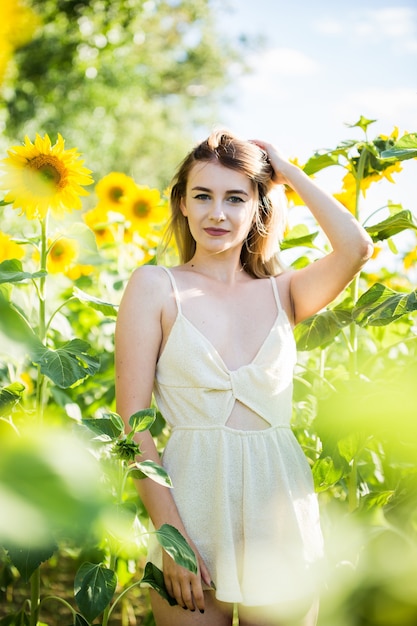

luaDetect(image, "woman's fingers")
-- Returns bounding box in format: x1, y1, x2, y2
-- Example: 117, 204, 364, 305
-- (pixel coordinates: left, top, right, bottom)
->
163, 554, 206, 611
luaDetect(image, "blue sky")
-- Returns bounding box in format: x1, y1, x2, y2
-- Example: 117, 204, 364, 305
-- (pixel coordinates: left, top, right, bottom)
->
211, 0, 416, 224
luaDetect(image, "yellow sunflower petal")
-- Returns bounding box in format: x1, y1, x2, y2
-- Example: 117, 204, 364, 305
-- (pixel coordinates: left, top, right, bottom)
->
0, 133, 93, 220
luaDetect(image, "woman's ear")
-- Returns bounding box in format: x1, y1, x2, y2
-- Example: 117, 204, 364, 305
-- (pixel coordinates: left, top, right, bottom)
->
180, 197, 188, 216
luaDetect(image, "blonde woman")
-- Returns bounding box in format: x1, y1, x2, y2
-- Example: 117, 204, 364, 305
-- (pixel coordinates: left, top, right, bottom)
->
115, 131, 373, 626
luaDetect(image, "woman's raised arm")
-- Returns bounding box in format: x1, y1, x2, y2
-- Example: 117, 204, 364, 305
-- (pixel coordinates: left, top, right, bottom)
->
253, 140, 374, 323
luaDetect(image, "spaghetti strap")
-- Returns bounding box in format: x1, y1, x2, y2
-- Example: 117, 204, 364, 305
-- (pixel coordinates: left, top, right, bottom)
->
160, 266, 182, 313
269, 276, 283, 313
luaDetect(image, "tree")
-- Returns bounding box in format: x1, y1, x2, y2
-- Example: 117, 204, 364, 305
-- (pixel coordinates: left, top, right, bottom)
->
3, 0, 246, 189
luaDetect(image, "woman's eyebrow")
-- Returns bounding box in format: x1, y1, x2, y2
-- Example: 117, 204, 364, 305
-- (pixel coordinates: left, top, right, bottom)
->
191, 186, 249, 196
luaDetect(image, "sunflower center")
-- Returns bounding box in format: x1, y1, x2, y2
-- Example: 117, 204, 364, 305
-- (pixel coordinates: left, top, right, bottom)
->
25, 155, 67, 195
109, 186, 124, 202
51, 243, 65, 259
133, 201, 151, 218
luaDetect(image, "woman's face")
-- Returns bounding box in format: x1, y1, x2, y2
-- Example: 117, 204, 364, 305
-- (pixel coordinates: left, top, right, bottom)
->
181, 160, 258, 257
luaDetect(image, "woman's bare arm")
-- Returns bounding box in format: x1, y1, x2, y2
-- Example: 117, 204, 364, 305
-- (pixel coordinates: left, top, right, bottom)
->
115, 265, 211, 610
253, 140, 374, 323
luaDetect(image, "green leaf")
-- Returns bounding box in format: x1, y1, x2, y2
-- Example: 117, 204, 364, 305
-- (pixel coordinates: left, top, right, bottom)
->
346, 115, 377, 132
381, 133, 417, 160
359, 490, 395, 512
133, 460, 173, 487
155, 524, 197, 574
353, 283, 417, 326
302, 152, 339, 176
0, 295, 41, 350
312, 457, 345, 492
0, 259, 46, 284
365, 210, 417, 242
337, 433, 362, 463
294, 306, 352, 351
81, 416, 123, 439
32, 339, 100, 388
73, 287, 118, 317
74, 562, 117, 623
280, 225, 319, 250
5, 545, 56, 583
0, 383, 25, 416
140, 562, 178, 606
129, 408, 156, 433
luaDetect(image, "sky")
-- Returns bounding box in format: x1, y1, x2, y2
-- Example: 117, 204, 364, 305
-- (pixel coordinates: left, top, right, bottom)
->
211, 0, 417, 224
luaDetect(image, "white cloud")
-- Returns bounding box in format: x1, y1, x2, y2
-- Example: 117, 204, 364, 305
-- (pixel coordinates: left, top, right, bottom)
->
313, 18, 343, 35
366, 7, 416, 39
313, 6, 417, 52
337, 86, 417, 128
245, 47, 320, 82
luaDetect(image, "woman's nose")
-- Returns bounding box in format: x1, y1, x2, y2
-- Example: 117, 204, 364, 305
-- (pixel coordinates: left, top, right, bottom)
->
209, 201, 226, 222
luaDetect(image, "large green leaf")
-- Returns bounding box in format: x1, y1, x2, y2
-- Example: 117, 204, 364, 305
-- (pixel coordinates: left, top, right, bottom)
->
353, 283, 417, 326
129, 408, 156, 433
74, 562, 117, 623
155, 524, 197, 574
73, 287, 118, 317
32, 339, 100, 388
280, 225, 319, 250
132, 460, 173, 488
294, 307, 352, 351
0, 259, 46, 284
0, 295, 41, 350
5, 544, 56, 583
381, 133, 417, 160
302, 152, 339, 176
81, 416, 123, 439
140, 562, 177, 606
365, 210, 417, 242
312, 457, 345, 493
0, 383, 25, 416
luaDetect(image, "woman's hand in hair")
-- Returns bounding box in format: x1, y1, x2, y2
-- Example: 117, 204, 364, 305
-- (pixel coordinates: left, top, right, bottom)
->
249, 139, 295, 185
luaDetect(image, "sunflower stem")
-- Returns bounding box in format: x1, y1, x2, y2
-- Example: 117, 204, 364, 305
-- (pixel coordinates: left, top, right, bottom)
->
35, 215, 49, 422
348, 149, 368, 378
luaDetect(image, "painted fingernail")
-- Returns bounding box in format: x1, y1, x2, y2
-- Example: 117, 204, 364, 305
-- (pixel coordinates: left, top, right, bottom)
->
200, 609, 205, 614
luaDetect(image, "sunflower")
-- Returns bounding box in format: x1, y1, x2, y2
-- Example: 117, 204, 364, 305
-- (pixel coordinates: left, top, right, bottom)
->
0, 0, 40, 86
0, 133, 93, 220
46, 237, 79, 274
83, 205, 116, 246
0, 231, 25, 262
95, 172, 137, 210
121, 186, 168, 236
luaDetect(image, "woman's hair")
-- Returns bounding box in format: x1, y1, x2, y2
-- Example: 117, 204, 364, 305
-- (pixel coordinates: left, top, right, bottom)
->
162, 129, 287, 278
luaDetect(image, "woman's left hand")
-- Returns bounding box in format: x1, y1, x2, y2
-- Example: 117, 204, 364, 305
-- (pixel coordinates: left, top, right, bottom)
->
250, 139, 294, 185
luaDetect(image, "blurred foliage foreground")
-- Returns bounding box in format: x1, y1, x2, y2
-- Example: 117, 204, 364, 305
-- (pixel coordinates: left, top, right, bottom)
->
0, 117, 417, 626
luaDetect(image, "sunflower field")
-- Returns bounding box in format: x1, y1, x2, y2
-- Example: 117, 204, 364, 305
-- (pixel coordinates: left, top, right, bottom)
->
1, 2, 417, 626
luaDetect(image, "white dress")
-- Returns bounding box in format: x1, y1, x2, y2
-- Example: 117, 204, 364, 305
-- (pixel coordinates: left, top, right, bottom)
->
147, 267, 323, 607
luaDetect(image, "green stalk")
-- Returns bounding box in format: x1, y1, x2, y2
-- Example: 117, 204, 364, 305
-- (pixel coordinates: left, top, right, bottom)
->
102, 460, 126, 626
35, 215, 48, 422
348, 148, 368, 378
29, 568, 41, 626
348, 457, 359, 512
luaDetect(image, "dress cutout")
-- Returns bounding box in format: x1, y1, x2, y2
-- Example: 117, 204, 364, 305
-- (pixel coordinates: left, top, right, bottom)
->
147, 266, 324, 607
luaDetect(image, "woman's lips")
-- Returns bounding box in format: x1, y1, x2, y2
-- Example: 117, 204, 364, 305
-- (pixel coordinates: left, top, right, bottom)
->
204, 228, 229, 236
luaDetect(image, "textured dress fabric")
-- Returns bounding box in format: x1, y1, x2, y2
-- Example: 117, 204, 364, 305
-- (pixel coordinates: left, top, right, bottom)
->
147, 266, 324, 607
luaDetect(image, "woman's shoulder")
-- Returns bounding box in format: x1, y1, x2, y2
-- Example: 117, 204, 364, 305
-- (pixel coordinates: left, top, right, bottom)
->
124, 264, 175, 303
273, 269, 296, 324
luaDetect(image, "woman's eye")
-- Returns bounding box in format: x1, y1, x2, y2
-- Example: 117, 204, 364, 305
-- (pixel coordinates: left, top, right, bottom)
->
228, 196, 244, 203
194, 193, 210, 200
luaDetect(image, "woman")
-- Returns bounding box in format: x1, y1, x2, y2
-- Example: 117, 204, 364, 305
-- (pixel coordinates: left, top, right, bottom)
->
115, 130, 373, 625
